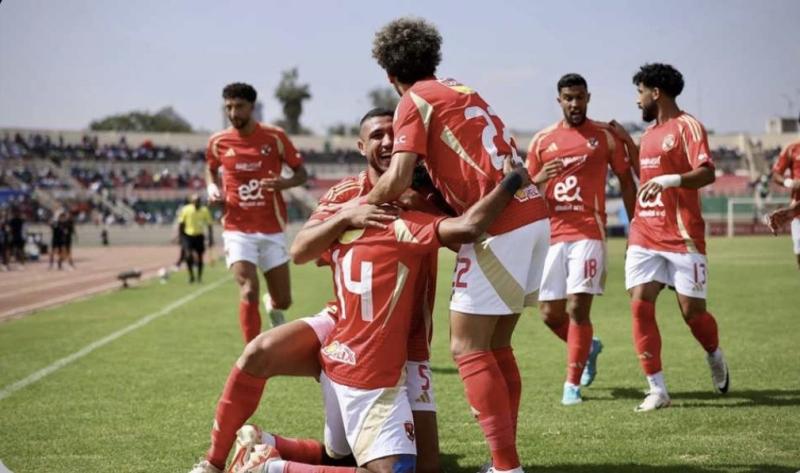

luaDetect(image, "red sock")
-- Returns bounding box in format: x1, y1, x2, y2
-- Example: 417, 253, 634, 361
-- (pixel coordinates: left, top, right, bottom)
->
274, 436, 323, 464
631, 300, 661, 375
284, 463, 357, 473
492, 347, 521, 436
206, 366, 267, 469
239, 300, 261, 343
566, 322, 593, 385
456, 351, 519, 470
685, 311, 719, 353
546, 317, 569, 342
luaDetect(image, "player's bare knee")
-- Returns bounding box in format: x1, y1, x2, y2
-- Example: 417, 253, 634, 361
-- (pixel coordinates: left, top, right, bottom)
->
239, 283, 259, 303
539, 302, 566, 326
238, 333, 277, 376
271, 293, 292, 310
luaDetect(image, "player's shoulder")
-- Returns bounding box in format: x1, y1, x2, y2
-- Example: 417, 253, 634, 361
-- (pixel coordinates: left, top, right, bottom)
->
208, 128, 233, 144
258, 122, 288, 136
321, 172, 367, 203
676, 112, 707, 140
529, 121, 561, 149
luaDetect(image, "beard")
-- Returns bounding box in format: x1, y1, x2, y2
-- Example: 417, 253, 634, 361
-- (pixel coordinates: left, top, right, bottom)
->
230, 117, 249, 129
641, 103, 657, 122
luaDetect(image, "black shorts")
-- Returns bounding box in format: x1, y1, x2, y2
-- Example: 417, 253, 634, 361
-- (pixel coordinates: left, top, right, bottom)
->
52, 238, 65, 250
182, 234, 205, 254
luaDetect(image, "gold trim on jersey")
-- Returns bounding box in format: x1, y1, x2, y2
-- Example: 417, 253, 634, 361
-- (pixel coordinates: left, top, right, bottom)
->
338, 228, 365, 244
678, 114, 702, 142
409, 91, 434, 132
440, 126, 489, 178
523, 291, 538, 308
675, 201, 698, 253
352, 386, 402, 463
384, 262, 410, 328
393, 219, 420, 244
473, 236, 524, 313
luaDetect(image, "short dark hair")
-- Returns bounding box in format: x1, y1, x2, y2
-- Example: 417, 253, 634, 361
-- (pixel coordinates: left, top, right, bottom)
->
222, 82, 257, 103
632, 63, 684, 98
557, 73, 588, 92
372, 17, 442, 84
359, 107, 394, 126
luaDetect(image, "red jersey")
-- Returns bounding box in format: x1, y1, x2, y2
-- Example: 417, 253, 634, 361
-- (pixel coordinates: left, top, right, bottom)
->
311, 172, 437, 363
629, 113, 714, 254
320, 211, 444, 389
527, 119, 630, 243
206, 123, 303, 234
392, 77, 548, 235
772, 140, 800, 218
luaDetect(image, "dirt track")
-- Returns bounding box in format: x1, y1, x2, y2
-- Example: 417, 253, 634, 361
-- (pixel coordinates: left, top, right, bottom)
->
0, 246, 180, 322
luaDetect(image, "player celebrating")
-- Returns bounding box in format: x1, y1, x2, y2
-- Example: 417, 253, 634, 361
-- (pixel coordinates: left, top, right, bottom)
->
368, 18, 549, 473
189, 109, 441, 473
238, 163, 531, 473
616, 63, 729, 412
206, 82, 309, 340
769, 129, 800, 269
527, 73, 637, 405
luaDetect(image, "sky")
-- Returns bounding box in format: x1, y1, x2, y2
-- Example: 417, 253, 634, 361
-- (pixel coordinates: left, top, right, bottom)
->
1, 0, 799, 135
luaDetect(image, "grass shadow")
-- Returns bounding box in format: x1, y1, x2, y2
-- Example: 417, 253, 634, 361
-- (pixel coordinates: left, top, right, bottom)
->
607, 387, 800, 407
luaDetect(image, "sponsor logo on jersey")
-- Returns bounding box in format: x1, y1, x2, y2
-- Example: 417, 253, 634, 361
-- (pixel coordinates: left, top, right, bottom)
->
637, 190, 665, 217
554, 175, 582, 203
640, 156, 661, 169
587, 137, 599, 150
662, 134, 676, 151
234, 161, 263, 172
321, 340, 356, 366
224, 148, 236, 157
560, 154, 587, 168
238, 179, 264, 202
404, 421, 416, 441
513, 183, 542, 203
260, 145, 272, 155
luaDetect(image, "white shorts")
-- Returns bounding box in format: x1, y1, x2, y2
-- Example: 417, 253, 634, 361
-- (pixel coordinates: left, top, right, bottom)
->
321, 372, 416, 465
792, 218, 800, 255
539, 239, 606, 301
450, 219, 550, 315
298, 307, 337, 344
222, 231, 289, 272
625, 245, 708, 299
405, 361, 436, 412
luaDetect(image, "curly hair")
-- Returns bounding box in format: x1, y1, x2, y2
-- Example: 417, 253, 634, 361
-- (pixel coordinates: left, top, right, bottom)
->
372, 17, 442, 84
222, 82, 257, 103
632, 63, 684, 98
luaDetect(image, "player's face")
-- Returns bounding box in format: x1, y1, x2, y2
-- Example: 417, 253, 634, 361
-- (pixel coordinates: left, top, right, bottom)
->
224, 98, 254, 129
637, 83, 658, 122
357, 116, 394, 174
557, 85, 589, 126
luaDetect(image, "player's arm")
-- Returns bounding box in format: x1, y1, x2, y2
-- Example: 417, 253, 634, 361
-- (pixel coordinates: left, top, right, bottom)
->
639, 165, 714, 202
436, 166, 530, 246
261, 163, 309, 191
204, 141, 223, 203
609, 120, 640, 177
771, 146, 800, 191
365, 152, 418, 205
617, 169, 637, 221
290, 205, 399, 264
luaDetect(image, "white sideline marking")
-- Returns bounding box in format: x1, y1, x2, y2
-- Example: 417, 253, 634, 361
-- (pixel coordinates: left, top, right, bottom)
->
0, 277, 230, 401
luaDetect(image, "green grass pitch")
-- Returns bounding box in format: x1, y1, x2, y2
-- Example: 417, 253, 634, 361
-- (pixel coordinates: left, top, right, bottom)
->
0, 236, 798, 472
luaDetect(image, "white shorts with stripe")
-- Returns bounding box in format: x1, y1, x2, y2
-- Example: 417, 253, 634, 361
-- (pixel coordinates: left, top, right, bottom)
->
539, 239, 606, 301
450, 219, 550, 315
625, 245, 709, 299
321, 372, 416, 465
222, 231, 288, 272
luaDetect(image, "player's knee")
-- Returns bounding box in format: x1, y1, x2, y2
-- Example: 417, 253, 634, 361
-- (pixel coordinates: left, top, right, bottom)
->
239, 283, 259, 303
238, 333, 278, 376
539, 304, 566, 327
270, 293, 292, 310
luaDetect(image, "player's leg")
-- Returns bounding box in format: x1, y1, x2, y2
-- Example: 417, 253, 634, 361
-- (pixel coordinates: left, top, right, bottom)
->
232, 260, 262, 342
259, 232, 291, 327
792, 218, 800, 270
48, 239, 55, 269
625, 245, 671, 411
537, 242, 569, 341
202, 315, 331, 471
490, 314, 521, 434
669, 252, 728, 394
195, 236, 206, 283
560, 293, 594, 404
184, 237, 196, 283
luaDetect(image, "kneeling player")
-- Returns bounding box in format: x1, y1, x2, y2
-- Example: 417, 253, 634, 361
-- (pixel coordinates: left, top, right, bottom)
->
235, 164, 530, 473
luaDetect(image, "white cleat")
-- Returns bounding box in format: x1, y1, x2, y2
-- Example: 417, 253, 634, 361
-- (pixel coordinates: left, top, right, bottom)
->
235, 444, 282, 473
262, 295, 285, 328
707, 348, 730, 394
635, 391, 671, 412
227, 424, 264, 473
188, 460, 222, 473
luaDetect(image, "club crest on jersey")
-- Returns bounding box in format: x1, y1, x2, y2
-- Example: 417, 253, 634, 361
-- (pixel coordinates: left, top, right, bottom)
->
404, 422, 416, 441
662, 134, 676, 151
321, 341, 356, 366
587, 137, 599, 150
260, 145, 272, 156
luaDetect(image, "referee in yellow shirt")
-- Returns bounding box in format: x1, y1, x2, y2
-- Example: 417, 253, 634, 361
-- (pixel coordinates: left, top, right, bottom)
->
177, 194, 214, 283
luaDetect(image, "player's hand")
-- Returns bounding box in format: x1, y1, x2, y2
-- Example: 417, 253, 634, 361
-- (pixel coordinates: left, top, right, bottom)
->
533, 160, 564, 185
206, 183, 223, 203
341, 204, 398, 230
261, 172, 291, 192
638, 180, 663, 202
764, 208, 792, 235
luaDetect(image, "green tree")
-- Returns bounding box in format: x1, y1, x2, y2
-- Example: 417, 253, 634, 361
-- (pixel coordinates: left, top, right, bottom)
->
89, 107, 192, 132
274, 68, 312, 135
368, 87, 399, 110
